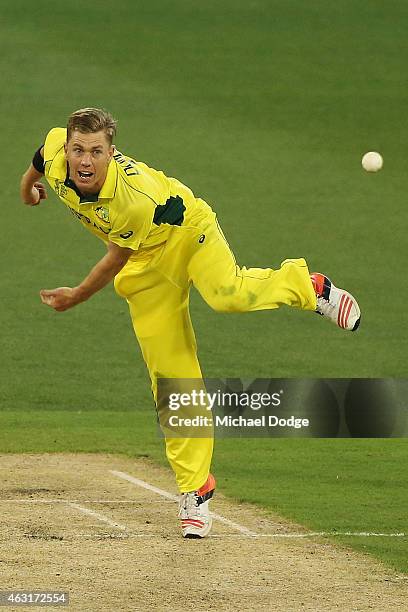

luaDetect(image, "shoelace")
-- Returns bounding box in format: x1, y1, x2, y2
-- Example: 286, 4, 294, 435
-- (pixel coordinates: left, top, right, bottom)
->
316, 295, 336, 316
178, 492, 201, 518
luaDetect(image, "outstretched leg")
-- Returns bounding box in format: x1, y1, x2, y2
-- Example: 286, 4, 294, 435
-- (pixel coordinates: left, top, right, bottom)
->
188, 218, 317, 313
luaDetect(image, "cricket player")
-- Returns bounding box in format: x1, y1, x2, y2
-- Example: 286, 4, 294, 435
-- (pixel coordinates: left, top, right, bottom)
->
20, 108, 361, 538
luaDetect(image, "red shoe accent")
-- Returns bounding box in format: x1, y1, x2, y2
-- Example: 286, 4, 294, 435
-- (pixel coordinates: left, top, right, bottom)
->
343, 297, 353, 329
196, 473, 216, 497
338, 295, 353, 329
182, 519, 205, 528
310, 273, 325, 297
337, 293, 347, 328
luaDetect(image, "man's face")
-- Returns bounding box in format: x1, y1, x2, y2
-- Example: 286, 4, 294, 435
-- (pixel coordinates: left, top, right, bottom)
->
64, 130, 114, 194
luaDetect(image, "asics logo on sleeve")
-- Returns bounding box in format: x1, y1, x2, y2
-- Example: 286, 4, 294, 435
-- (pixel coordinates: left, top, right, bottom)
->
120, 231, 134, 239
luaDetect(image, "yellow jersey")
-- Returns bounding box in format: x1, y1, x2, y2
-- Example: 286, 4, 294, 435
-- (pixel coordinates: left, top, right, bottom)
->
43, 128, 213, 259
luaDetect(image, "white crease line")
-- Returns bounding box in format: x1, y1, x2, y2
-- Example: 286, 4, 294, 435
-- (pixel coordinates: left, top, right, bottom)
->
110, 472, 177, 502
34, 532, 407, 539
66, 502, 128, 531
209, 512, 258, 537
110, 470, 258, 538
3, 497, 404, 539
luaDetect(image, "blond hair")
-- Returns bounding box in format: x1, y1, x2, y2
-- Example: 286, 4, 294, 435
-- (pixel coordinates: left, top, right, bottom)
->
67, 108, 117, 144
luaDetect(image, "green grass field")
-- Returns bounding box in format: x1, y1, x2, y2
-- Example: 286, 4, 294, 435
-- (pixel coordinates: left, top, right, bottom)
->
1, 0, 407, 574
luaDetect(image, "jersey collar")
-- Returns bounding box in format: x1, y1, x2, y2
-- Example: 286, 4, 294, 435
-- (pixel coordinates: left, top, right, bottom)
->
98, 158, 117, 199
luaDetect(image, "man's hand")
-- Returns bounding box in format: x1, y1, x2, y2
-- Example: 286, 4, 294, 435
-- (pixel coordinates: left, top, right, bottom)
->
29, 182, 48, 206
40, 242, 134, 312
40, 287, 82, 312
20, 163, 47, 205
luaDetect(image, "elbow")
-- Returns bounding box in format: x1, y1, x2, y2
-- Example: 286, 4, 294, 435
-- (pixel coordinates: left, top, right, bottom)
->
115, 255, 132, 273
107, 253, 132, 277
107, 243, 133, 268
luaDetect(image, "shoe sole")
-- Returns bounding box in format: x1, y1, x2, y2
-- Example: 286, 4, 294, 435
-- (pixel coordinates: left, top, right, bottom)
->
352, 315, 361, 331
182, 517, 213, 539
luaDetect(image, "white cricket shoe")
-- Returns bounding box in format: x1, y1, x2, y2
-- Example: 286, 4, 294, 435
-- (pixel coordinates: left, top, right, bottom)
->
311, 273, 361, 331
179, 473, 216, 539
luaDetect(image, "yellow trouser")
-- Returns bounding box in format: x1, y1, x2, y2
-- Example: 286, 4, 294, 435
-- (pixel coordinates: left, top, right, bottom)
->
114, 208, 317, 493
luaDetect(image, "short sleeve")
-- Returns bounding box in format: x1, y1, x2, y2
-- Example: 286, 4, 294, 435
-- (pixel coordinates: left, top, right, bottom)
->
44, 128, 66, 162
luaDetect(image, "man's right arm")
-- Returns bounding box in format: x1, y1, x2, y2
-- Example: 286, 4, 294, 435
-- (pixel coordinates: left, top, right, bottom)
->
20, 146, 48, 206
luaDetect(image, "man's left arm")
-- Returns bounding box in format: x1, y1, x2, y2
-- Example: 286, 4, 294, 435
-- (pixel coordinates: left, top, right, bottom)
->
40, 241, 133, 312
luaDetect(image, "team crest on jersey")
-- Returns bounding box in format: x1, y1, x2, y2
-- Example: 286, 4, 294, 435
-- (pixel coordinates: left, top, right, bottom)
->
54, 179, 68, 198
95, 205, 110, 223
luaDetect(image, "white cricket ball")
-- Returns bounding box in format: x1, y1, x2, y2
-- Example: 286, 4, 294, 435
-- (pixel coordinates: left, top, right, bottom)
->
362, 151, 383, 172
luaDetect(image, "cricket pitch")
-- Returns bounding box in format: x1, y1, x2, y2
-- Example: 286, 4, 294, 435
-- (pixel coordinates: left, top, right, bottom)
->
0, 454, 407, 611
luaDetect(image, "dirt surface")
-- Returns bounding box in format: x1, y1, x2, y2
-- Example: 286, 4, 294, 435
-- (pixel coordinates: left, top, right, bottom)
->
0, 453, 407, 611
